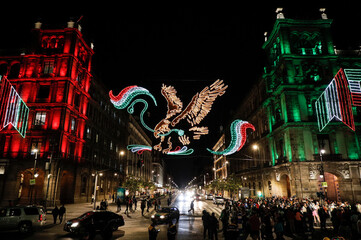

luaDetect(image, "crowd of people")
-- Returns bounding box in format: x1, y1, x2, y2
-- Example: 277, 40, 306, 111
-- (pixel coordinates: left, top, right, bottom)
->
201, 196, 361, 240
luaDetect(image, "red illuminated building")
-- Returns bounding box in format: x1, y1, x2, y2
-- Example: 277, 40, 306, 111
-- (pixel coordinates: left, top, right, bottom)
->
0, 20, 93, 205
0, 20, 156, 206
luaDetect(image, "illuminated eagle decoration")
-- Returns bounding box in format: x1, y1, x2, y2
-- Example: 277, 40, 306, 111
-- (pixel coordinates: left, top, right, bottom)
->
153, 80, 227, 154
109, 80, 227, 155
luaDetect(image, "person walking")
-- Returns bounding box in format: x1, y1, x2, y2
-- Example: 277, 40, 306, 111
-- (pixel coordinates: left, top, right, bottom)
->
129, 198, 133, 212
116, 197, 121, 212
209, 212, 219, 240
202, 210, 211, 239
167, 221, 177, 240
147, 198, 152, 212
124, 197, 129, 215
148, 222, 159, 240
133, 196, 137, 211
52, 205, 59, 224
188, 200, 195, 214
59, 204, 66, 223
141, 199, 146, 216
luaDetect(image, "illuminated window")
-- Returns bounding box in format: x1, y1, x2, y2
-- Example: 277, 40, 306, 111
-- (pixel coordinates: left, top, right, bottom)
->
43, 61, 54, 75
34, 112, 46, 125
70, 118, 76, 131
86, 127, 91, 139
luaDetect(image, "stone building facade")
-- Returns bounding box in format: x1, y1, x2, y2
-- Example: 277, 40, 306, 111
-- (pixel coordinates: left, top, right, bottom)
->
220, 11, 361, 202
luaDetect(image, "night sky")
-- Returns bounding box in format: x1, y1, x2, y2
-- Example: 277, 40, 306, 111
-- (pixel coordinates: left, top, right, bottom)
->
1, 3, 361, 187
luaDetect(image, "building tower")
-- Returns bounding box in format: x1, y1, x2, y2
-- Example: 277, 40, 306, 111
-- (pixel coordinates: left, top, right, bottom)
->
0, 20, 93, 205
228, 9, 361, 201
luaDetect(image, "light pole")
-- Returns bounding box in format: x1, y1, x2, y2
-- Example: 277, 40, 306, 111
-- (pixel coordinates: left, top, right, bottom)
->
30, 148, 38, 204
93, 171, 98, 210
253, 144, 265, 198
319, 149, 327, 200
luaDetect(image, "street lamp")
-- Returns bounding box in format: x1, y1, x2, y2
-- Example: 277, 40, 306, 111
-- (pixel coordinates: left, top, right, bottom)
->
319, 149, 327, 200
252, 144, 265, 198
30, 148, 38, 204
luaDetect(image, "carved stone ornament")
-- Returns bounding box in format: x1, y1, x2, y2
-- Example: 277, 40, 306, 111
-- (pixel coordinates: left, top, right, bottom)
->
337, 163, 350, 179
275, 172, 281, 182
308, 164, 318, 180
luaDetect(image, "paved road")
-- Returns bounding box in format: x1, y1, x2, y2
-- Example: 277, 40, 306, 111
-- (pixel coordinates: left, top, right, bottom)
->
0, 193, 335, 239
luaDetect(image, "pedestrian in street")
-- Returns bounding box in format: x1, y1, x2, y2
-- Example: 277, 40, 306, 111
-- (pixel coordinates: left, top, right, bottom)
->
133, 196, 137, 211
147, 198, 151, 212
52, 205, 59, 224
116, 197, 121, 212
158, 198, 161, 209
129, 198, 133, 212
220, 208, 229, 235
224, 218, 238, 240
59, 204, 66, 223
154, 199, 159, 211
202, 210, 211, 239
141, 199, 146, 216
105, 199, 108, 210
148, 222, 159, 240
209, 212, 219, 240
167, 197, 171, 206
188, 199, 195, 214
124, 197, 129, 215
167, 221, 177, 240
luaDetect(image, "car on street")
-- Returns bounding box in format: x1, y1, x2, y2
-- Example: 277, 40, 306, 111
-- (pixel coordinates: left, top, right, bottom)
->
205, 194, 213, 200
0, 205, 46, 234
151, 207, 179, 224
63, 210, 124, 239
194, 194, 202, 201
213, 196, 225, 205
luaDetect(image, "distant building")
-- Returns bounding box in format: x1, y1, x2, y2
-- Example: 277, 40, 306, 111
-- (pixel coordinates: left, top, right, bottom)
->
214, 10, 361, 202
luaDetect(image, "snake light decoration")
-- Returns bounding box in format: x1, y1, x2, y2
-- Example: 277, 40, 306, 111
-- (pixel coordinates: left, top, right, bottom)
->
109, 80, 254, 156
207, 120, 255, 155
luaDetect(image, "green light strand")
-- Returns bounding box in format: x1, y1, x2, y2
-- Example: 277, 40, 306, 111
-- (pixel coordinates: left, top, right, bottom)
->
127, 99, 155, 133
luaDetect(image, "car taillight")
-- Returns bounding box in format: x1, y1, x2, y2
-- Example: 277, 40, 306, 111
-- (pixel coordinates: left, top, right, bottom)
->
38, 214, 43, 222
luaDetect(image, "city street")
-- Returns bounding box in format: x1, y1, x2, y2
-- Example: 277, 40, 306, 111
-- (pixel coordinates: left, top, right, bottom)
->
0, 193, 334, 239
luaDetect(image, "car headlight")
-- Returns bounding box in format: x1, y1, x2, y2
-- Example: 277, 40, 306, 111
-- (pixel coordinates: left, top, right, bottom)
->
151, 215, 155, 218
160, 215, 165, 219
70, 222, 79, 228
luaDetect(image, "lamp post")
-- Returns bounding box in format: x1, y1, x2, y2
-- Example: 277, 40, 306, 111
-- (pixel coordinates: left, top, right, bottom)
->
30, 148, 38, 204
93, 171, 98, 210
253, 144, 265, 198
319, 149, 327, 200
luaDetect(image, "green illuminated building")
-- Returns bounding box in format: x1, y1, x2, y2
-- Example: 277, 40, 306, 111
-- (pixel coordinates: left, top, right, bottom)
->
222, 9, 361, 201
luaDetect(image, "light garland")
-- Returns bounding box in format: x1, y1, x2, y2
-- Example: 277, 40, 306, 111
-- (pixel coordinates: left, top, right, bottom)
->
166, 146, 194, 155
0, 76, 29, 138
109, 86, 157, 132
127, 144, 152, 154
207, 120, 255, 156
110, 80, 227, 155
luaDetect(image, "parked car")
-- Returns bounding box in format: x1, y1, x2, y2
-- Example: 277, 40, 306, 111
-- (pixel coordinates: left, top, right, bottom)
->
205, 194, 213, 200
151, 207, 179, 224
63, 210, 124, 239
213, 196, 225, 205
0, 205, 46, 234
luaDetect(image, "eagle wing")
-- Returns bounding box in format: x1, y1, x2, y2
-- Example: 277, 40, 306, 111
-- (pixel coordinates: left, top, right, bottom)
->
171, 79, 227, 127
161, 84, 183, 119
